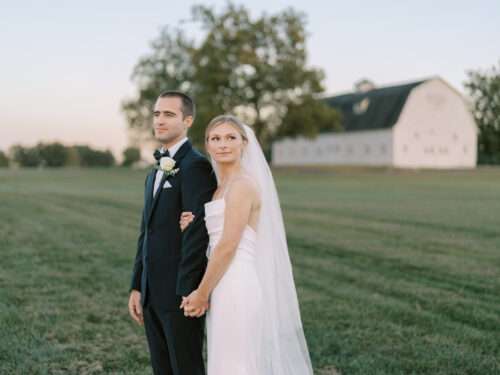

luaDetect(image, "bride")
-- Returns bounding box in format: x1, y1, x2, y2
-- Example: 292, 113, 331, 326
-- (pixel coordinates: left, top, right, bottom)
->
179, 115, 313, 374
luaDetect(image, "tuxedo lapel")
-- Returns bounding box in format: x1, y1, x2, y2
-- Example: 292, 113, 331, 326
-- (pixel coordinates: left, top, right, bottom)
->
147, 140, 193, 223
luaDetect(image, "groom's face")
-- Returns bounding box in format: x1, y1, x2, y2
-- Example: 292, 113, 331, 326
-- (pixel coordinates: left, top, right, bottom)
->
153, 97, 192, 146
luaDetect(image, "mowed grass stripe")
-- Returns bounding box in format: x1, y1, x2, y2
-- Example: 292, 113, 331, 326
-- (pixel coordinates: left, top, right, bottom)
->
289, 234, 500, 309
294, 252, 500, 334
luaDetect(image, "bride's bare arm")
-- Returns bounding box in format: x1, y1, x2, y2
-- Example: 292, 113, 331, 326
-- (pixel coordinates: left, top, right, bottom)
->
199, 178, 254, 294
182, 178, 254, 314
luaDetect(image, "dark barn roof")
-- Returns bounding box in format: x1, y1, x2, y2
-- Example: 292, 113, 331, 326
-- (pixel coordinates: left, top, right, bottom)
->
323, 79, 427, 132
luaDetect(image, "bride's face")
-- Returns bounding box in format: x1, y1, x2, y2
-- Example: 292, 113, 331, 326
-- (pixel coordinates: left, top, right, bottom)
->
206, 123, 246, 164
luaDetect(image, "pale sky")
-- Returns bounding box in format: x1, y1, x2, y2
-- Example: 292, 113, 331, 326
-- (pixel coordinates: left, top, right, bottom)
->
1, 0, 499, 157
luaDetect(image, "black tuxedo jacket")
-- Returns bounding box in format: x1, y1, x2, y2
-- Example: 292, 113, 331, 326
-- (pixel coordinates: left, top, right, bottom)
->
130, 140, 217, 310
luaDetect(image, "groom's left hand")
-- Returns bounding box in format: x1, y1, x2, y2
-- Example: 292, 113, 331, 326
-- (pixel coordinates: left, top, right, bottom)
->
180, 290, 209, 318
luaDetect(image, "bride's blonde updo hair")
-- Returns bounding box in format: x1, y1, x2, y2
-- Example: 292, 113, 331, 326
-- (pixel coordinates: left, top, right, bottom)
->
205, 114, 248, 144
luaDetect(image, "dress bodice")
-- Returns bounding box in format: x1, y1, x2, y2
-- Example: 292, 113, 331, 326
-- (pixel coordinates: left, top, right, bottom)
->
204, 198, 257, 261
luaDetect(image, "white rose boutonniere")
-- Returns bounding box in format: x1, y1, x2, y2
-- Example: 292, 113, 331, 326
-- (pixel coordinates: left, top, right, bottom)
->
158, 156, 180, 177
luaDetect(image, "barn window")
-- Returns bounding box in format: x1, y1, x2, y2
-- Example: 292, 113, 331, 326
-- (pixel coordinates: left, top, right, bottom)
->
380, 144, 387, 154
364, 145, 371, 154
347, 145, 353, 154
353, 98, 370, 115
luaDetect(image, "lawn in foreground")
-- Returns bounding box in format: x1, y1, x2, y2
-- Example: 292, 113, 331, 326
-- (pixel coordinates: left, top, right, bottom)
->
0, 167, 499, 374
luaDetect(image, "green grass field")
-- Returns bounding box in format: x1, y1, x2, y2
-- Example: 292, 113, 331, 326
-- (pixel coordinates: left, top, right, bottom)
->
1, 167, 499, 374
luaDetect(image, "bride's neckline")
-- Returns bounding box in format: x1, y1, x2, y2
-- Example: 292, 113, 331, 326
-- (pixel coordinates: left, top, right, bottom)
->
206, 197, 224, 204
205, 198, 257, 235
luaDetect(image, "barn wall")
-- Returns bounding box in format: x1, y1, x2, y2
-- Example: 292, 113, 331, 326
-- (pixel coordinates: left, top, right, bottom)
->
272, 129, 393, 166
393, 79, 477, 168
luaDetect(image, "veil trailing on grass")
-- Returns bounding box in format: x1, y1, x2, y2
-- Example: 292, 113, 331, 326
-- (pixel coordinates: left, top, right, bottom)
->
211, 123, 313, 374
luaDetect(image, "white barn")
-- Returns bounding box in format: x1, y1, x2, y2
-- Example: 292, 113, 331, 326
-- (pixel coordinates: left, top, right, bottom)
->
272, 77, 477, 169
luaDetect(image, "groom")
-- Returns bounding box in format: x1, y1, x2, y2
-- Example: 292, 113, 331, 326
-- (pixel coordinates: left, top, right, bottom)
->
128, 91, 217, 375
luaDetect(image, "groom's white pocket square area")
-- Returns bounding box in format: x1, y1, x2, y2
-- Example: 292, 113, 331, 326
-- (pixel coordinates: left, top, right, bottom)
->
163, 181, 172, 189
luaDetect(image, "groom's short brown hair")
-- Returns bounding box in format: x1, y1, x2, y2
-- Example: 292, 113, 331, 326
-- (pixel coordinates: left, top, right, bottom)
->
158, 90, 196, 120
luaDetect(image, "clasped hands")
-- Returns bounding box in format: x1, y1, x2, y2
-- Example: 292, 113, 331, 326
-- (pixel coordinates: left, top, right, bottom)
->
180, 289, 209, 318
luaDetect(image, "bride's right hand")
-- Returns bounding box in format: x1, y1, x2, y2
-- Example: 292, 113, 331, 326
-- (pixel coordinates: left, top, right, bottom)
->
179, 211, 195, 231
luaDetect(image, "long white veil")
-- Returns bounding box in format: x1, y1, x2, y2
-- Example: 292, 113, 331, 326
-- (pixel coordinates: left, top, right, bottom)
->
211, 124, 313, 374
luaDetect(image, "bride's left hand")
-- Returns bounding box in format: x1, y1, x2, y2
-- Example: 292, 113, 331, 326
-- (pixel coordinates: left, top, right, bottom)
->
179, 211, 195, 232
180, 290, 209, 318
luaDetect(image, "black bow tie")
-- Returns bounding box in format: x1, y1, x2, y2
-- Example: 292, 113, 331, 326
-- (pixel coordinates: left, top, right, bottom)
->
153, 149, 170, 161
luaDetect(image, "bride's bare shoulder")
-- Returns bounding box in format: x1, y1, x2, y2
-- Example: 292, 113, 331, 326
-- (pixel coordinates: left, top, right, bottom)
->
228, 174, 260, 202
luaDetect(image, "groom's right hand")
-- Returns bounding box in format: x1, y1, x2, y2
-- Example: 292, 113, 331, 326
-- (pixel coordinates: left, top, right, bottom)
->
128, 290, 144, 325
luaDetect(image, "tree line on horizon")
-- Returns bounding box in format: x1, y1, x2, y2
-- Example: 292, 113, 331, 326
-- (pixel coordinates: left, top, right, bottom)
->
0, 143, 141, 168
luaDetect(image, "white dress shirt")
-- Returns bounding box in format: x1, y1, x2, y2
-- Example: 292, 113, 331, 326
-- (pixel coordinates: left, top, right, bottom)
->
153, 137, 188, 197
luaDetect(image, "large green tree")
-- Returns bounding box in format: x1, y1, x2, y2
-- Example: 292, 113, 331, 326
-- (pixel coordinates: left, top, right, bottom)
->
465, 61, 500, 164
122, 3, 341, 154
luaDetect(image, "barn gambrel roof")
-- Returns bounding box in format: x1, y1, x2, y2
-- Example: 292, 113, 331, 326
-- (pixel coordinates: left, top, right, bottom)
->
323, 79, 428, 132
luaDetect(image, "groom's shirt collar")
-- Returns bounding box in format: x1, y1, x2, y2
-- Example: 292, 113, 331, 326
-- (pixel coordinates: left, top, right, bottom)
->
160, 136, 188, 158
153, 137, 188, 197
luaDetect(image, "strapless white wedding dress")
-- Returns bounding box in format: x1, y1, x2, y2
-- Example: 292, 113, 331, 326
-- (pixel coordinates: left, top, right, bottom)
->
204, 197, 265, 374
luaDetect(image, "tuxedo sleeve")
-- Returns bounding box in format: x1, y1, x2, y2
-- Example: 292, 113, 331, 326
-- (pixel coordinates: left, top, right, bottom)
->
130, 176, 148, 292
176, 158, 217, 296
